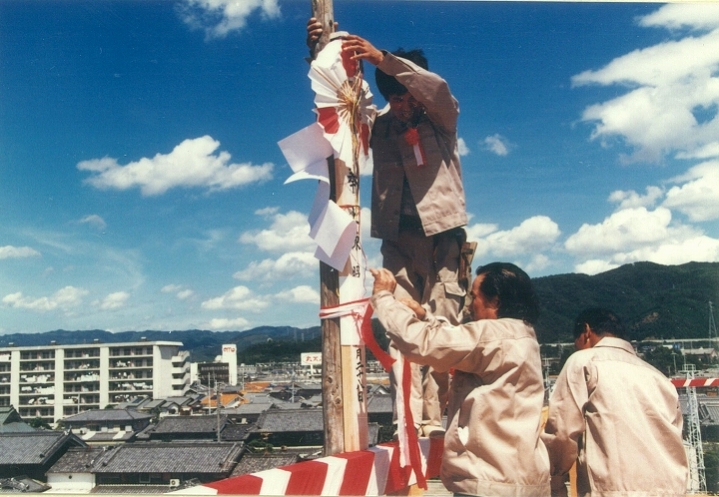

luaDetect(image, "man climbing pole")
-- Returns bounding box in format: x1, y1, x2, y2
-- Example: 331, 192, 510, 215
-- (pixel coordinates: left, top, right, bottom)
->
308, 19, 475, 437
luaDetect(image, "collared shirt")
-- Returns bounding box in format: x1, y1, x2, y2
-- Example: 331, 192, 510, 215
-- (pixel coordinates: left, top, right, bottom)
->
370, 53, 467, 241
371, 290, 550, 497
543, 337, 688, 496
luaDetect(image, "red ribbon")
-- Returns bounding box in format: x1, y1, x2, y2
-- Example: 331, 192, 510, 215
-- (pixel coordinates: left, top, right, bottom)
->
404, 128, 427, 166
360, 305, 395, 372
403, 358, 427, 490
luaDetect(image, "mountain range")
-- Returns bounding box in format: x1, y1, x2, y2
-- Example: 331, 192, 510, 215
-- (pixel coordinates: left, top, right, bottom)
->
0, 262, 716, 358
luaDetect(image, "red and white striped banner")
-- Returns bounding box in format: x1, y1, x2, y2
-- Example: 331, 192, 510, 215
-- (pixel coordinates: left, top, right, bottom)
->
170, 437, 443, 496
671, 377, 719, 388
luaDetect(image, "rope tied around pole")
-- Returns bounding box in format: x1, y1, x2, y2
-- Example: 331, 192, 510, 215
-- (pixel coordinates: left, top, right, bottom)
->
318, 299, 427, 489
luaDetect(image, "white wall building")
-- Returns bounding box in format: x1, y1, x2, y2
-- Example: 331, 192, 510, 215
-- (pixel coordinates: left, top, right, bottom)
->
221, 344, 237, 386
0, 340, 190, 425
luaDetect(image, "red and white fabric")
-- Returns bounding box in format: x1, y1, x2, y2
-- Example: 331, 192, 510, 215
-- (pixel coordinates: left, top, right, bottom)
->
169, 437, 443, 496
671, 377, 719, 388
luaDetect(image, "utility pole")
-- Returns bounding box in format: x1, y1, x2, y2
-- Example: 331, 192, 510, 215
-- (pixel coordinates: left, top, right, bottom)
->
216, 377, 222, 443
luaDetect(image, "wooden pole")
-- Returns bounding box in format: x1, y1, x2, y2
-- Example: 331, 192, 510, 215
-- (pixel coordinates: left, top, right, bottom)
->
310, 0, 344, 457
310, 0, 369, 456
310, 0, 335, 59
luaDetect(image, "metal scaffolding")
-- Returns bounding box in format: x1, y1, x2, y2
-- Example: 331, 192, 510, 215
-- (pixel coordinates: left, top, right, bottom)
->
682, 363, 707, 493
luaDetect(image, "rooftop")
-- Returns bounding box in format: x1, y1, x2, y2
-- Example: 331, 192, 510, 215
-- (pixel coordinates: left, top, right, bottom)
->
0, 431, 85, 466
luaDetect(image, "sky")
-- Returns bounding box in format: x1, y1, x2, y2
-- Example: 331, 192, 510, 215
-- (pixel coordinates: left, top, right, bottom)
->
1, 1, 719, 334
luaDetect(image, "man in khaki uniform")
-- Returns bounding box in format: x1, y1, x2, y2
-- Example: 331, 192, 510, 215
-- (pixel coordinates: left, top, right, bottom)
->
543, 308, 688, 496
371, 262, 550, 496
308, 20, 471, 434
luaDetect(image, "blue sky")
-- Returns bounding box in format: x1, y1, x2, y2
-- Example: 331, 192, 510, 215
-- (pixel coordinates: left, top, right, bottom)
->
1, 1, 718, 334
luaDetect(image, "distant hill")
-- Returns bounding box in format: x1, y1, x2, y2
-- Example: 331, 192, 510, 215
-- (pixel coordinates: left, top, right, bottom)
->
533, 261, 719, 343
1, 262, 716, 358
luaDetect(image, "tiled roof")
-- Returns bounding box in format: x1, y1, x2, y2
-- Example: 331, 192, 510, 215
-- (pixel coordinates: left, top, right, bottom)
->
164, 397, 196, 406
219, 424, 252, 442
0, 431, 85, 465
0, 476, 51, 492
47, 447, 109, 473
230, 453, 299, 476
0, 406, 23, 425
0, 422, 36, 433
242, 393, 275, 404
149, 415, 227, 434
63, 409, 152, 423
223, 403, 271, 415
0, 406, 34, 433
142, 399, 166, 409
83, 431, 135, 442
367, 394, 393, 414
92, 442, 242, 474
255, 409, 323, 433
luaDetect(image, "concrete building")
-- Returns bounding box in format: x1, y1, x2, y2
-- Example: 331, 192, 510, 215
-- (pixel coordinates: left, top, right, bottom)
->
0, 340, 190, 425
191, 343, 238, 387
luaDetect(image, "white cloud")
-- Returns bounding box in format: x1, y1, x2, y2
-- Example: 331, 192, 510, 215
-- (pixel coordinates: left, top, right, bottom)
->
565, 207, 675, 255
457, 137, 470, 156
566, 206, 719, 274
676, 141, 719, 160
239, 210, 314, 253
161, 284, 194, 300
575, 259, 619, 276
608, 186, 664, 210
639, 3, 719, 31
483, 134, 510, 156
275, 285, 320, 305
177, 289, 194, 300
525, 254, 551, 274
255, 206, 279, 217
201, 286, 269, 312
572, 6, 719, 163
0, 246, 40, 260
205, 317, 250, 331
79, 214, 107, 230
469, 216, 561, 259
465, 223, 499, 240
575, 235, 719, 275
2, 286, 88, 312
178, 0, 280, 40
663, 160, 719, 221
78, 136, 273, 196
96, 291, 130, 310
233, 251, 316, 282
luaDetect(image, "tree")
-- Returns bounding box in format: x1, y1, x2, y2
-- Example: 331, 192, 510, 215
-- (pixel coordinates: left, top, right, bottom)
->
642, 345, 677, 377
28, 416, 51, 430
703, 443, 719, 494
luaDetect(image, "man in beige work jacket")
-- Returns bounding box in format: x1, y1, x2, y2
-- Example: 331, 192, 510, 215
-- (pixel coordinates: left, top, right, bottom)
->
371, 262, 550, 496
543, 308, 688, 496
309, 19, 470, 435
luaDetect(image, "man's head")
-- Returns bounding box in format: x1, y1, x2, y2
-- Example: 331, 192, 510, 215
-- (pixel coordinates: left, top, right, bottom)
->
470, 262, 539, 324
376, 48, 428, 124
573, 308, 626, 350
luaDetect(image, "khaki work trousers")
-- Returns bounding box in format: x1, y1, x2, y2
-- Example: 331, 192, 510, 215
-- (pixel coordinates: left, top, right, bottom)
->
382, 228, 466, 433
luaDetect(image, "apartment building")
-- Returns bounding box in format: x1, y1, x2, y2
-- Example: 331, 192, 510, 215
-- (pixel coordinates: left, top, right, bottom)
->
0, 340, 190, 425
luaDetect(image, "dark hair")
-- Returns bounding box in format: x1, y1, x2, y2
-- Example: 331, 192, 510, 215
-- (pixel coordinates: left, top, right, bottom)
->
573, 308, 627, 340
375, 48, 428, 101
475, 262, 539, 324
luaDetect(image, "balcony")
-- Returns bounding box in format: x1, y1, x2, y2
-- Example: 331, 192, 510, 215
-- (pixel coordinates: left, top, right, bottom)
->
20, 374, 55, 384
64, 373, 100, 383
109, 381, 153, 392
64, 360, 100, 371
